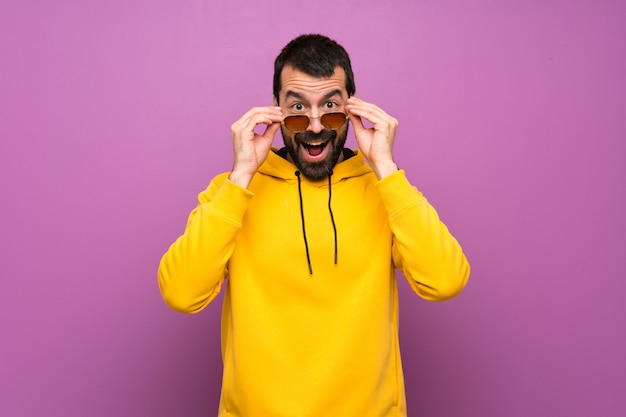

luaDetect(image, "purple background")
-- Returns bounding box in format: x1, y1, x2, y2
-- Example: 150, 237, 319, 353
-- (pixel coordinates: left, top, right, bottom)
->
1, 0, 625, 416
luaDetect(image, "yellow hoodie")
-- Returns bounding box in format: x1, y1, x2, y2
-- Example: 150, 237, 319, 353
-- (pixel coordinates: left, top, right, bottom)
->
158, 149, 470, 417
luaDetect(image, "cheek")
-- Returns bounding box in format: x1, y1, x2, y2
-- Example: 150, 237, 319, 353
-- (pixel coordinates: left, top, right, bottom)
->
335, 125, 348, 142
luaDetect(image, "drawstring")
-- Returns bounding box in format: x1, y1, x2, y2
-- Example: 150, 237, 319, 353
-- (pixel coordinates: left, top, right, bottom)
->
328, 171, 338, 265
295, 171, 339, 275
295, 171, 313, 275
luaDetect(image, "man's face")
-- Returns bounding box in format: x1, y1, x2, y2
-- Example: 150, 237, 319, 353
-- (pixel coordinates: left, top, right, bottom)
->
276, 65, 349, 181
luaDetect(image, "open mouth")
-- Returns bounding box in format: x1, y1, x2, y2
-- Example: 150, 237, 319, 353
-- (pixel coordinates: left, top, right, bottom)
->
302, 139, 330, 157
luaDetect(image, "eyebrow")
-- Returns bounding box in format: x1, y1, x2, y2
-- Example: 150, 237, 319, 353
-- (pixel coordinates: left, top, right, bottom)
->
323, 89, 343, 100
284, 90, 305, 101
284, 89, 344, 102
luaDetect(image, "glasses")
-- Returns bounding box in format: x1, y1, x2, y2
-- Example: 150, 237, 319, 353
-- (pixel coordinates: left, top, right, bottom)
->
282, 112, 348, 132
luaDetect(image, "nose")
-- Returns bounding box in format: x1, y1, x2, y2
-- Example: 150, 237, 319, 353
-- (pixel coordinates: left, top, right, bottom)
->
306, 114, 324, 133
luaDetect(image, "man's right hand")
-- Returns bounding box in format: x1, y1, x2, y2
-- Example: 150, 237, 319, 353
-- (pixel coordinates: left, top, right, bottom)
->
228, 106, 284, 188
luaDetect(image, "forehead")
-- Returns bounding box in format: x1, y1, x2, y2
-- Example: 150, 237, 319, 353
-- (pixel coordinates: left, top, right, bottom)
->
279, 65, 347, 101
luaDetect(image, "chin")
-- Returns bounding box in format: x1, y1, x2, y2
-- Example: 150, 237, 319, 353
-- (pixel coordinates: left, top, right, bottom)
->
281, 126, 348, 180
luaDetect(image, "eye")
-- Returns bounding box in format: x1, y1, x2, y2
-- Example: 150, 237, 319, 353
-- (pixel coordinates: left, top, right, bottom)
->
291, 103, 304, 112
324, 101, 338, 110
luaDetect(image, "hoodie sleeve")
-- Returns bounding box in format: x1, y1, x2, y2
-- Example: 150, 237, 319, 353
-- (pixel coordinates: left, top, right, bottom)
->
158, 174, 254, 313
375, 170, 470, 301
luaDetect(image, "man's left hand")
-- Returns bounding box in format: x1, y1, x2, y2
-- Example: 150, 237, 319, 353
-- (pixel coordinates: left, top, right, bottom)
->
346, 97, 399, 179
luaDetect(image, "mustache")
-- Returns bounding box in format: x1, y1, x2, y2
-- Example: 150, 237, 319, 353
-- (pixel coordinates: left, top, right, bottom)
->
295, 129, 336, 144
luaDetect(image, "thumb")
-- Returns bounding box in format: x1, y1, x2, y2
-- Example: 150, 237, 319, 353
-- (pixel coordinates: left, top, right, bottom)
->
349, 113, 366, 134
263, 121, 282, 140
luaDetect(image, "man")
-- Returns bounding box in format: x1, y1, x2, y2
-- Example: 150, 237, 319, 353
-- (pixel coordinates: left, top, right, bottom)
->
159, 34, 470, 417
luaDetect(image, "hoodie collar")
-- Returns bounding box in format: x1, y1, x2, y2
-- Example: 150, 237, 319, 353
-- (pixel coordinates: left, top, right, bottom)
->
259, 147, 373, 184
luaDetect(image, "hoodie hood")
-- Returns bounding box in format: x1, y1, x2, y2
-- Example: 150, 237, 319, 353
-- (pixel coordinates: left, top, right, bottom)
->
258, 147, 373, 185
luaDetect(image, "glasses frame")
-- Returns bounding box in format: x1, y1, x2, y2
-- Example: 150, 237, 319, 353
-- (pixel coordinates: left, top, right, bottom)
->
282, 112, 349, 132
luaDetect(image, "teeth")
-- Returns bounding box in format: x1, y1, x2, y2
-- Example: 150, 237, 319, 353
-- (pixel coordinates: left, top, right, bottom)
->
304, 139, 327, 146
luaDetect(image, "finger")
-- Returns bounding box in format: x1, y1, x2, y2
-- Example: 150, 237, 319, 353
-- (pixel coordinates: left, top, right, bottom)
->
248, 107, 283, 127
241, 106, 282, 119
347, 112, 366, 133
349, 110, 397, 136
347, 96, 392, 116
232, 108, 283, 138
347, 102, 392, 124
262, 121, 282, 140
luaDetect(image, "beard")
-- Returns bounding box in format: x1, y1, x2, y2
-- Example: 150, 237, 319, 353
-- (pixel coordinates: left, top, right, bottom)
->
280, 125, 349, 181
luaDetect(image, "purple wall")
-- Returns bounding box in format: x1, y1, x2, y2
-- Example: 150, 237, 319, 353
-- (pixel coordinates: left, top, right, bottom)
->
1, 1, 624, 416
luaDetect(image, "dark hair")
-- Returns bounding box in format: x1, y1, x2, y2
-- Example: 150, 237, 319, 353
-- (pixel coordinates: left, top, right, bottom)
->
273, 34, 356, 103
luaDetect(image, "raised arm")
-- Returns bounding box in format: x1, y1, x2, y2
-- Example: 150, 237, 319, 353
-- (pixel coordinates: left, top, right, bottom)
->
378, 172, 470, 301
158, 176, 253, 313
347, 97, 469, 300
158, 106, 284, 313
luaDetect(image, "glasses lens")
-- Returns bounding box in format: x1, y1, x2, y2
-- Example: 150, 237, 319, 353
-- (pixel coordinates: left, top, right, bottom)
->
283, 113, 347, 132
321, 113, 347, 129
283, 115, 309, 132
